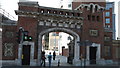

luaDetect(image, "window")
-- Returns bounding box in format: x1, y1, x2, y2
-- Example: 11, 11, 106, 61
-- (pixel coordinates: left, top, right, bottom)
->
77, 13, 80, 17
59, 11, 63, 15
41, 9, 44, 13
53, 11, 57, 14
95, 5, 98, 12
92, 16, 95, 21
97, 16, 100, 21
68, 4, 71, 8
105, 25, 110, 28
47, 10, 50, 14
106, 4, 113, 10
90, 5, 93, 12
105, 18, 110, 23
72, 13, 74, 16
85, 6, 88, 9
104, 37, 110, 41
89, 30, 98, 36
105, 12, 110, 17
65, 12, 69, 15
88, 15, 91, 20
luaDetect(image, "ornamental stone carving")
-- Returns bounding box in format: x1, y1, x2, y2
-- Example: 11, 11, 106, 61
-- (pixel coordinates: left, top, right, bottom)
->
4, 43, 14, 57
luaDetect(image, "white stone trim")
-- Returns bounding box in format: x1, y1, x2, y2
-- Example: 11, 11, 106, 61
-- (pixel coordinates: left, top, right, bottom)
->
70, 24, 75, 28
76, 25, 81, 29
46, 22, 51, 26
58, 23, 63, 27
75, 3, 105, 13
86, 43, 101, 65
64, 23, 69, 27
39, 21, 44, 25
52, 23, 57, 26
17, 41, 35, 66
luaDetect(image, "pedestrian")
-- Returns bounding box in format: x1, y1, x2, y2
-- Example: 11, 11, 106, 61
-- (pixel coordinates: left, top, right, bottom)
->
41, 51, 46, 67
53, 51, 56, 60
48, 52, 52, 67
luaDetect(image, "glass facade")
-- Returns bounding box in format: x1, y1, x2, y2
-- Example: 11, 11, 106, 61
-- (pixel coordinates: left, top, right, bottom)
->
106, 3, 113, 10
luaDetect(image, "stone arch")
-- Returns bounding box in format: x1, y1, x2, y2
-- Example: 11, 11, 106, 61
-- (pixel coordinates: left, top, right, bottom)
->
38, 27, 80, 66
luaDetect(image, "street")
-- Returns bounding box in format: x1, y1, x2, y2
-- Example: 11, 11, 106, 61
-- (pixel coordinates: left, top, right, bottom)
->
1, 55, 120, 68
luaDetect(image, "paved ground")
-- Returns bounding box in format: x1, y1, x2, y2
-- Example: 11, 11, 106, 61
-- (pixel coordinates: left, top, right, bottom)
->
2, 66, 120, 68
45, 55, 72, 66
1, 55, 120, 68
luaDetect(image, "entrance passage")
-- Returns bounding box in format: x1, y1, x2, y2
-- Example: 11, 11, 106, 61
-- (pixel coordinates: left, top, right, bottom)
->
89, 47, 97, 64
22, 45, 31, 65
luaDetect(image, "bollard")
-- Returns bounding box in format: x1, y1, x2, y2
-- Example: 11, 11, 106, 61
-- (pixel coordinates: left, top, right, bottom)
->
58, 59, 60, 67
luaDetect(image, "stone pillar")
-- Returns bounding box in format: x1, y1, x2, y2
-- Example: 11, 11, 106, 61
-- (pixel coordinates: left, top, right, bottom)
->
73, 38, 80, 66
96, 44, 100, 60
86, 46, 90, 65
30, 42, 35, 66
37, 35, 42, 66
17, 44, 23, 65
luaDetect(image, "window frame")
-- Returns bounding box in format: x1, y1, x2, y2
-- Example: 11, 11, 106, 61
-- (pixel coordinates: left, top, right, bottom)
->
105, 18, 110, 23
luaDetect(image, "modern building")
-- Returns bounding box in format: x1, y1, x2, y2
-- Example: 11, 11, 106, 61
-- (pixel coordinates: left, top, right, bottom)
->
104, 2, 116, 40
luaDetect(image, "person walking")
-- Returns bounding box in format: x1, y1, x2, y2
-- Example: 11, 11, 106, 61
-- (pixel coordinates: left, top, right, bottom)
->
41, 51, 46, 67
53, 51, 56, 60
48, 52, 52, 67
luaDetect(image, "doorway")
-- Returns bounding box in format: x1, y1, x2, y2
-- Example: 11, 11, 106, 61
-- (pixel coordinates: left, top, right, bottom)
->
89, 47, 97, 64
22, 45, 31, 65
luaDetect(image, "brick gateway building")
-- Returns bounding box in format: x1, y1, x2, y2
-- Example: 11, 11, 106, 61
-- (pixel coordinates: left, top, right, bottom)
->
2, 0, 117, 66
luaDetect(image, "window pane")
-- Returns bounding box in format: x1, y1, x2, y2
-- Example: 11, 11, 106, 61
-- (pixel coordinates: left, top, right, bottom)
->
105, 12, 110, 17
105, 18, 110, 23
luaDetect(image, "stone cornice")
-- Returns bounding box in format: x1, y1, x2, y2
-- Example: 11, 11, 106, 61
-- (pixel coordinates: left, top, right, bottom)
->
15, 10, 83, 20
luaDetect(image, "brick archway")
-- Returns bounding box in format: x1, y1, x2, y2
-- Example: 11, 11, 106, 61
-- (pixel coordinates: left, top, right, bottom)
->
38, 27, 80, 66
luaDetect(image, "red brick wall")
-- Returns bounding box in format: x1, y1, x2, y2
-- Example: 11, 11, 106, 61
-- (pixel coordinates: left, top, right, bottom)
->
17, 3, 39, 58
2, 25, 17, 60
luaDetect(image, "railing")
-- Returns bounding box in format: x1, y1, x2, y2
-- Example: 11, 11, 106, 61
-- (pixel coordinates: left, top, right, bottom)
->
0, 8, 15, 20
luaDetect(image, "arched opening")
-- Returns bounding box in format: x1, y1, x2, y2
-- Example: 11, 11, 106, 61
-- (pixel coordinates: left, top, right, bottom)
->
38, 28, 80, 66
90, 4, 93, 13
95, 5, 98, 12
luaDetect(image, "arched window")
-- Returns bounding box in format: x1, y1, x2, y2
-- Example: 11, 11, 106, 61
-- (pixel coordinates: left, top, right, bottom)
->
95, 5, 98, 12
85, 6, 88, 9
41, 9, 44, 13
90, 5, 93, 12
